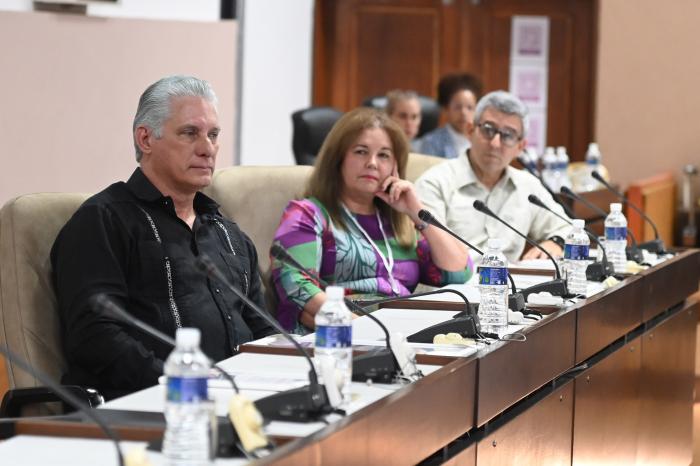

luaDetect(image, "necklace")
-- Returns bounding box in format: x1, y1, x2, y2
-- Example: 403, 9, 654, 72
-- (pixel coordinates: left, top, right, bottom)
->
341, 204, 400, 295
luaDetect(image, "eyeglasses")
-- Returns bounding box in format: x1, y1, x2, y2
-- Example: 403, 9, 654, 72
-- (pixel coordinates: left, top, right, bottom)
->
476, 122, 522, 147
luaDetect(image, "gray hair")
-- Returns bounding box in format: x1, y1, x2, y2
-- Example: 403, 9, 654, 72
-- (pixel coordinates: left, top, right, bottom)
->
473, 90, 529, 137
133, 75, 218, 162
385, 89, 420, 115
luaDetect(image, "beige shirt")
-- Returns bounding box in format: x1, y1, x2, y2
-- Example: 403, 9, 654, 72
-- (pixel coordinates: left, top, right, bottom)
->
415, 152, 572, 262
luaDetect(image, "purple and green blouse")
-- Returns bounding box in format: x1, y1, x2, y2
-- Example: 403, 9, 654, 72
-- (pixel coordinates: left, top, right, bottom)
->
271, 197, 473, 331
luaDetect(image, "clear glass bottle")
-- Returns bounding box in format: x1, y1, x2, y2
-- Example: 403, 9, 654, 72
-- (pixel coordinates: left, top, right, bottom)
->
478, 238, 509, 335
163, 328, 212, 466
314, 286, 353, 403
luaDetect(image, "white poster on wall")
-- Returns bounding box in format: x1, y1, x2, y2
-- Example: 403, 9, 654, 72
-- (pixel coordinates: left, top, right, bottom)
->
509, 16, 550, 154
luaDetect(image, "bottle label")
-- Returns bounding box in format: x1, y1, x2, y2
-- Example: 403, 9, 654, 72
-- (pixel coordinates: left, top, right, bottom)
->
478, 266, 508, 286
605, 226, 627, 241
167, 376, 208, 403
565, 244, 590, 260
315, 325, 352, 349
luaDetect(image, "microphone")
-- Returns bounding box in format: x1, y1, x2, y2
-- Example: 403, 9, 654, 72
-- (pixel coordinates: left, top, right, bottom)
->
560, 186, 644, 263
517, 155, 575, 218
527, 194, 615, 281
591, 171, 666, 253
355, 288, 484, 343
89, 294, 273, 455
472, 200, 570, 299
193, 254, 333, 423
0, 344, 124, 466
417, 209, 526, 313
270, 245, 404, 382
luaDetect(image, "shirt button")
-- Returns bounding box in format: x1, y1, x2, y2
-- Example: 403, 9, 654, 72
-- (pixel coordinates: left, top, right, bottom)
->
227, 315, 232, 321
215, 288, 221, 294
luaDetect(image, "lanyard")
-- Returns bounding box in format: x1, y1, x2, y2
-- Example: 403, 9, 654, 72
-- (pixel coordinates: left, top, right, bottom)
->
341, 204, 400, 296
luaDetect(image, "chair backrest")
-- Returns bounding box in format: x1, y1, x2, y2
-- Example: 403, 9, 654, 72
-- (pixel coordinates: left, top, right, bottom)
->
204, 165, 314, 275
362, 95, 441, 138
405, 152, 445, 182
0, 193, 89, 390
291, 106, 343, 166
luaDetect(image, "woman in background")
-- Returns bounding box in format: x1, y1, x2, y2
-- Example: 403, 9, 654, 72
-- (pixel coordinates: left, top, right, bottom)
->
415, 73, 482, 159
270, 107, 473, 332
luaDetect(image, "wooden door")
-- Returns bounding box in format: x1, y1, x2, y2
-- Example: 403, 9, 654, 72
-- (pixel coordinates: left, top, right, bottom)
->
313, 0, 597, 160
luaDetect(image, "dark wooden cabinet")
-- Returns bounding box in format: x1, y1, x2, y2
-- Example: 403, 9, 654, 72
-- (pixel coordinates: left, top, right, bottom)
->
313, 0, 597, 159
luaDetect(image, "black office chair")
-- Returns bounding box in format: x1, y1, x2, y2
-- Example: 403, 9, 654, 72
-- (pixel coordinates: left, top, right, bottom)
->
291, 106, 343, 166
362, 95, 441, 138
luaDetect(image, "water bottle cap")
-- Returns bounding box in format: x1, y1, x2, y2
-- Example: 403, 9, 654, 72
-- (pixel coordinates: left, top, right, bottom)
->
587, 142, 600, 154
176, 328, 200, 347
556, 146, 566, 155
487, 238, 502, 249
572, 219, 585, 229
325, 285, 345, 301
610, 203, 622, 212
545, 147, 554, 155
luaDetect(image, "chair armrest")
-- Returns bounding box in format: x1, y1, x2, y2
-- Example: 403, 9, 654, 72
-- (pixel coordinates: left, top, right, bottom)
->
0, 385, 104, 418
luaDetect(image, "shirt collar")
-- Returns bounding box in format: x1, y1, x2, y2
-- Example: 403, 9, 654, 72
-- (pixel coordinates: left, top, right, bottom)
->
126, 168, 221, 215
455, 151, 518, 191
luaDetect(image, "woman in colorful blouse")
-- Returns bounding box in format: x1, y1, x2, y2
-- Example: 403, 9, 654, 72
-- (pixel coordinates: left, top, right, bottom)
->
271, 107, 473, 332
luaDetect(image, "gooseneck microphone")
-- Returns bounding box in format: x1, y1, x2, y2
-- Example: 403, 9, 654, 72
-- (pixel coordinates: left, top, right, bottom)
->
591, 171, 666, 253
527, 194, 615, 281
270, 245, 402, 382
193, 254, 333, 423
89, 294, 241, 394
355, 289, 484, 342
560, 186, 644, 263
417, 209, 526, 313
472, 200, 570, 299
0, 345, 124, 466
517, 155, 575, 218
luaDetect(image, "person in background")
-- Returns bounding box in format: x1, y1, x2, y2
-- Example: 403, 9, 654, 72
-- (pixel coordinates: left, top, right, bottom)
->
415, 73, 482, 159
385, 89, 422, 149
51, 76, 275, 399
270, 107, 473, 333
415, 91, 571, 262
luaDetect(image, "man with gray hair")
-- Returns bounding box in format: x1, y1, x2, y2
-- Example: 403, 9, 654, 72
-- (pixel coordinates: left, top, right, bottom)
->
51, 75, 275, 399
415, 90, 571, 262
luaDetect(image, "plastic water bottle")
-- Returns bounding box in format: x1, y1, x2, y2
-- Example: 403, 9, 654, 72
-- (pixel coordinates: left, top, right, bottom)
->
523, 147, 540, 176
556, 146, 572, 190
163, 328, 212, 466
315, 286, 353, 403
478, 238, 509, 335
564, 219, 590, 296
541, 147, 558, 192
582, 142, 602, 191
605, 203, 628, 273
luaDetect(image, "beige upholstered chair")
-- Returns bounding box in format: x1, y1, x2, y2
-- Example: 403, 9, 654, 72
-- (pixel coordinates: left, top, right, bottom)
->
0, 193, 89, 409
405, 152, 445, 183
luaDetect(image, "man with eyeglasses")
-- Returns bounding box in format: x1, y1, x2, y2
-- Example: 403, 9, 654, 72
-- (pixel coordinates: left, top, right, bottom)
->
415, 90, 571, 262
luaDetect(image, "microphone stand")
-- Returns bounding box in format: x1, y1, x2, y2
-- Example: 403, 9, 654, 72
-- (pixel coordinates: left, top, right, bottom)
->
560, 186, 644, 263
194, 254, 334, 423
418, 210, 527, 314
527, 194, 615, 281
270, 245, 403, 383
0, 344, 124, 466
356, 288, 485, 343
89, 294, 273, 457
591, 171, 666, 254
472, 200, 572, 299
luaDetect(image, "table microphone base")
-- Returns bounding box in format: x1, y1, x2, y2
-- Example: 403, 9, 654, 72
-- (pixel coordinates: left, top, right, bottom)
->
255, 384, 333, 423
407, 315, 479, 343
352, 348, 398, 383
521, 278, 570, 300
638, 238, 666, 254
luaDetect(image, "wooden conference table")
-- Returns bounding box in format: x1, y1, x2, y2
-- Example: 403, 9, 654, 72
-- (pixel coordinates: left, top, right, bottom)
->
8, 249, 700, 465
